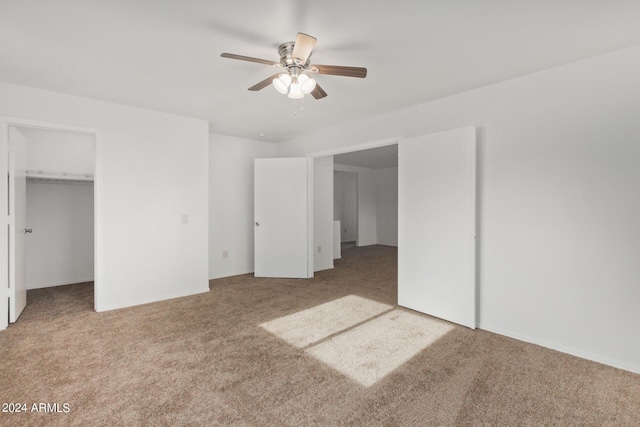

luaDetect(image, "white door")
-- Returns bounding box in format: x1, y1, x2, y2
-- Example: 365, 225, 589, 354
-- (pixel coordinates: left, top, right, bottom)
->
398, 127, 476, 328
254, 158, 313, 278
8, 126, 28, 322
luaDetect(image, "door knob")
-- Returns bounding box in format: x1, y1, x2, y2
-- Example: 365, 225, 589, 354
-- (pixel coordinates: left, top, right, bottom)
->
24, 228, 33, 234
255, 222, 260, 226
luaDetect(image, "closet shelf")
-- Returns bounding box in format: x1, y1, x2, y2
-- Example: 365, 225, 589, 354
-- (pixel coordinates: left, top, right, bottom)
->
26, 170, 94, 184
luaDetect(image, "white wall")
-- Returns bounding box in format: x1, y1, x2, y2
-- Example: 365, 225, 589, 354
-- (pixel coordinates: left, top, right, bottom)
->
209, 134, 276, 279
334, 164, 377, 246
334, 165, 398, 247
22, 127, 95, 175
375, 167, 398, 247
313, 156, 334, 272
333, 170, 358, 242
277, 46, 640, 374
26, 182, 94, 288
0, 81, 210, 312
208, 136, 334, 277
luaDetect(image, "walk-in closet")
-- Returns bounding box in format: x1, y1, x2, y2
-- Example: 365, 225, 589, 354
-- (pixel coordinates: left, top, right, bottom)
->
18, 126, 95, 292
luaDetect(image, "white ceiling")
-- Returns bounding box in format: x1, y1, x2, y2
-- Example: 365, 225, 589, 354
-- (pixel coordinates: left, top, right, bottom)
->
2, 1, 640, 142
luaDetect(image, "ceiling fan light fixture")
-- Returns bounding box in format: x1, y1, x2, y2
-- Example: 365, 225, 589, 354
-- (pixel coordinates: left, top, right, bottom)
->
272, 74, 291, 94
287, 82, 304, 99
299, 74, 317, 94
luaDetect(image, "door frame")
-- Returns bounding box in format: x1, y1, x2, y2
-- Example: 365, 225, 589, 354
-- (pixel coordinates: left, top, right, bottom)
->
0, 116, 100, 330
7, 126, 27, 322
309, 136, 404, 159
310, 136, 402, 248
306, 135, 405, 251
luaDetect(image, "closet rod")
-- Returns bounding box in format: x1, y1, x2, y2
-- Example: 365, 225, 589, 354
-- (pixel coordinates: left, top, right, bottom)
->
26, 170, 94, 180
26, 170, 94, 183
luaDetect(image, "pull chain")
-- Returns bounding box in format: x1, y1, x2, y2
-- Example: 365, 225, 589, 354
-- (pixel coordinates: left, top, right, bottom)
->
293, 97, 305, 117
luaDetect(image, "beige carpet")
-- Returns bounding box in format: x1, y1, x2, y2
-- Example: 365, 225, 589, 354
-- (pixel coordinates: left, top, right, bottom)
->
1, 245, 639, 426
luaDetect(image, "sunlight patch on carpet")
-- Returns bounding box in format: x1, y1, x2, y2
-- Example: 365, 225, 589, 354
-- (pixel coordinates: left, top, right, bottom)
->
306, 310, 454, 386
259, 295, 392, 348
260, 295, 455, 387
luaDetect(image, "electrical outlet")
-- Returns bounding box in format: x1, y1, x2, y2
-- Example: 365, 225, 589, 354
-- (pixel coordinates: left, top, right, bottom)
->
222, 250, 228, 258
317, 246, 322, 253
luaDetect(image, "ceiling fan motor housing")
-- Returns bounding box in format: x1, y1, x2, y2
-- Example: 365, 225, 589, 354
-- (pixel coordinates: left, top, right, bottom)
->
278, 42, 311, 69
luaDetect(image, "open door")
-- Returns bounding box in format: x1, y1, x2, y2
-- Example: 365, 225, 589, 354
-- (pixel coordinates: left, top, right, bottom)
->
398, 127, 476, 328
254, 158, 313, 278
8, 126, 27, 322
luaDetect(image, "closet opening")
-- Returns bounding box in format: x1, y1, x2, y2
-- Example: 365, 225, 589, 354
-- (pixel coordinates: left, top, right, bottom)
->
10, 125, 96, 322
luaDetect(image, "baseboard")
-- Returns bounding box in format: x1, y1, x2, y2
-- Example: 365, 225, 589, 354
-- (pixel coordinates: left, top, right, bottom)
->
479, 323, 640, 375
95, 287, 210, 312
209, 268, 253, 280
27, 278, 94, 290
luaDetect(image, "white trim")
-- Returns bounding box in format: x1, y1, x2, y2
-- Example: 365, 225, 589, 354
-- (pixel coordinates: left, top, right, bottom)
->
0, 122, 9, 330
306, 135, 405, 158
0, 116, 98, 135
307, 158, 314, 278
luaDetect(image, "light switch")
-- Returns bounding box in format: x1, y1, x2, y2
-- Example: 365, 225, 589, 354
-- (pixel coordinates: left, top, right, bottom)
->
181, 214, 189, 224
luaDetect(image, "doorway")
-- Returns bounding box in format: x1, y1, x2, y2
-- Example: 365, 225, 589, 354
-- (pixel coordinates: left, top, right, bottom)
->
333, 144, 399, 249
3, 121, 96, 328
309, 129, 477, 329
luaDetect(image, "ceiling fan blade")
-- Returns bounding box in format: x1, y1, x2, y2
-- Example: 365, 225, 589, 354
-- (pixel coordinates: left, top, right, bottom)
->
311, 83, 327, 100
292, 33, 317, 64
309, 64, 367, 78
220, 53, 280, 67
248, 73, 282, 91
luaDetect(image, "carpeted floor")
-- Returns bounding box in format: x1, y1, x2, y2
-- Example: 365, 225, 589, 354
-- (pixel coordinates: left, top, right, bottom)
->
1, 245, 639, 426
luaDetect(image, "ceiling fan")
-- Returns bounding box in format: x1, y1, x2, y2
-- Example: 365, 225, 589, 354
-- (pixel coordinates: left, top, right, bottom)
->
221, 33, 367, 100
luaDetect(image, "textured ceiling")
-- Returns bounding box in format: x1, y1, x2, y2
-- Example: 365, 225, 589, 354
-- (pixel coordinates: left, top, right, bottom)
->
2, 1, 640, 142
